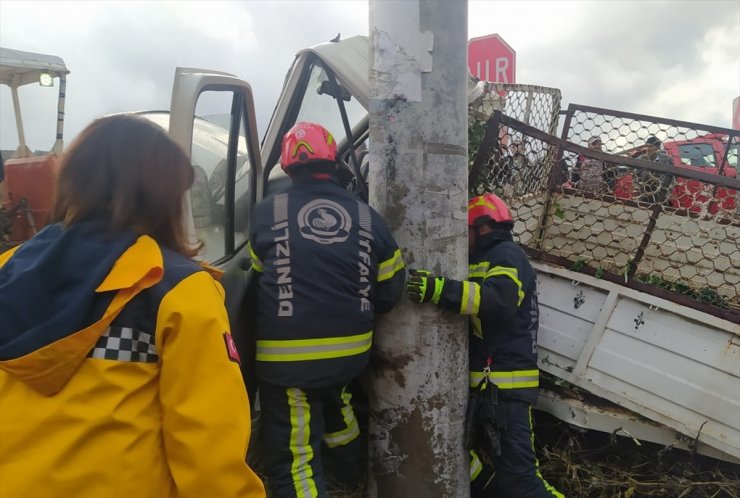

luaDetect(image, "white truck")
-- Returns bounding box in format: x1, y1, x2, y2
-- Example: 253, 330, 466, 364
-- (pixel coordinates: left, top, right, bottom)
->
3, 36, 738, 464
160, 35, 740, 463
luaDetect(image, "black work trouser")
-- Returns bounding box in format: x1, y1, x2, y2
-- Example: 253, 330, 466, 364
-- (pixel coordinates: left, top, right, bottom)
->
259, 382, 364, 498
471, 399, 564, 498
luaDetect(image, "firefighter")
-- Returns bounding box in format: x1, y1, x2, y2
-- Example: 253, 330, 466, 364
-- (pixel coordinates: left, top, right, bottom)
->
248, 121, 405, 498
406, 193, 564, 498
0, 115, 265, 498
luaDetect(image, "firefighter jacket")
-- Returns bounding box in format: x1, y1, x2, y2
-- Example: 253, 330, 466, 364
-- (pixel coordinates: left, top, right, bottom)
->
0, 222, 265, 498
248, 176, 405, 388
434, 229, 540, 404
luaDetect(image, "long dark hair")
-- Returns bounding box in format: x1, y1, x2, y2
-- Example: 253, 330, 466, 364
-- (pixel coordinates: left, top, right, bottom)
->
53, 114, 197, 257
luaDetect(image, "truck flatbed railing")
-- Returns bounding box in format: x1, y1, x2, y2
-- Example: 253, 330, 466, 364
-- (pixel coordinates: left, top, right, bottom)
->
469, 106, 739, 323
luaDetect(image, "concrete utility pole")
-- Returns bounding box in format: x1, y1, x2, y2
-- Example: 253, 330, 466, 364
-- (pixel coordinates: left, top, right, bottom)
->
367, 1, 469, 497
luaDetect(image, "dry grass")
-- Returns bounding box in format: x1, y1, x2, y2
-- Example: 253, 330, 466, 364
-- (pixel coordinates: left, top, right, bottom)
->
534, 411, 740, 498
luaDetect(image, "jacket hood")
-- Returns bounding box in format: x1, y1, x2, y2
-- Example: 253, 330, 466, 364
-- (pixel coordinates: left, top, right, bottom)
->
0, 222, 164, 395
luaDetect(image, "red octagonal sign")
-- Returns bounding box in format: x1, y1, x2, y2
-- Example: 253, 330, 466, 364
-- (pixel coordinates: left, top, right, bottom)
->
468, 34, 516, 84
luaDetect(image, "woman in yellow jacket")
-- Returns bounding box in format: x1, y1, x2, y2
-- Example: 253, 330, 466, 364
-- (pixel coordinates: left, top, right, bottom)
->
0, 115, 265, 498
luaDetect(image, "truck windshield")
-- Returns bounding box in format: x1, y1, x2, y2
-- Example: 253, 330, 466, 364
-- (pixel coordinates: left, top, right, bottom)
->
678, 143, 716, 168
294, 60, 366, 147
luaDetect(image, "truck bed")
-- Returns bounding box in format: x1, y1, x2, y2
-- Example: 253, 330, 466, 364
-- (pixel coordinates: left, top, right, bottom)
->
533, 260, 740, 462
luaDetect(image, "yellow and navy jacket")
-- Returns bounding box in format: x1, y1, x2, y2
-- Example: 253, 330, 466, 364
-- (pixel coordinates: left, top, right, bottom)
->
0, 222, 265, 498
434, 229, 540, 403
248, 177, 405, 388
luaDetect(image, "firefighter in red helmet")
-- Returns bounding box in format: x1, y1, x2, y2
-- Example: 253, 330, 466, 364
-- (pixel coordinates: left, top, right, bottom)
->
407, 193, 563, 498
247, 122, 405, 498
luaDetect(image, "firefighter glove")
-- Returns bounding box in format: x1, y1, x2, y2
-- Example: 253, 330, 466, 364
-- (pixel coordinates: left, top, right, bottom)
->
407, 269, 445, 304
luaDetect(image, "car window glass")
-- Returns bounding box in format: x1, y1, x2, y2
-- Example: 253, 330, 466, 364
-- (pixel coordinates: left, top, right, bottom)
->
725, 143, 738, 169
294, 62, 366, 142
266, 60, 367, 192
190, 91, 247, 263
678, 143, 716, 168
137, 106, 253, 262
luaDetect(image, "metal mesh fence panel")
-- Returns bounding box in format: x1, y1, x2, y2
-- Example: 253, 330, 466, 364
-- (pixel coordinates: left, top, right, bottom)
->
469, 106, 740, 321
469, 83, 561, 197
560, 105, 738, 221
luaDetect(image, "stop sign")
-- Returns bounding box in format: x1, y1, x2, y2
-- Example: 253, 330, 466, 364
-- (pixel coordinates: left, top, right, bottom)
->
468, 34, 516, 84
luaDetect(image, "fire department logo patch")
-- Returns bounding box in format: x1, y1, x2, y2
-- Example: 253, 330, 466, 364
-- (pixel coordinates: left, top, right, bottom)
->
223, 332, 241, 365
297, 199, 351, 245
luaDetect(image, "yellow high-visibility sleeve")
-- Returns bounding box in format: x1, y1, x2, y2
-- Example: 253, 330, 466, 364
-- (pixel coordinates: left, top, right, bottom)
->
156, 271, 265, 498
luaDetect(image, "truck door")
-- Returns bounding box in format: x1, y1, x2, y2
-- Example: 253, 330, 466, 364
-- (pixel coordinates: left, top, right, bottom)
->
671, 141, 718, 212
168, 68, 262, 397
671, 139, 739, 215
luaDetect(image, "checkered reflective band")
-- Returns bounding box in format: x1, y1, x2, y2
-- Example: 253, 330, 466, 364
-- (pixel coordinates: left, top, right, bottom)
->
88, 326, 159, 363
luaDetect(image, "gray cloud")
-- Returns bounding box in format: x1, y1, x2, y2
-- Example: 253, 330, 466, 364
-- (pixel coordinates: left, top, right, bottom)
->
514, 1, 739, 126
1, 0, 738, 153
1, 0, 367, 150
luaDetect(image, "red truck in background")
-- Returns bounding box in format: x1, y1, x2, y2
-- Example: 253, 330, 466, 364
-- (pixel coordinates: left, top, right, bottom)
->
613, 133, 737, 214
666, 133, 737, 213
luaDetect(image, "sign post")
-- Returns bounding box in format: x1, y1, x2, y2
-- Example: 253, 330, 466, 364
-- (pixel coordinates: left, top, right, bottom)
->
468, 33, 516, 83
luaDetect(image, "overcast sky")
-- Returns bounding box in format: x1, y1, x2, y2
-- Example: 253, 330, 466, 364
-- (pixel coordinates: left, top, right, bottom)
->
0, 0, 738, 152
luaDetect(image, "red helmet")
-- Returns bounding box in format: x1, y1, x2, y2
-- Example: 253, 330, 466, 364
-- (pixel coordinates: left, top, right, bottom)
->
280, 121, 337, 172
468, 194, 513, 226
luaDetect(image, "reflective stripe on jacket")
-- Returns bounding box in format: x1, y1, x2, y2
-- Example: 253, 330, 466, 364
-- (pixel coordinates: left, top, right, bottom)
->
434, 229, 540, 403
255, 330, 373, 362
469, 369, 539, 390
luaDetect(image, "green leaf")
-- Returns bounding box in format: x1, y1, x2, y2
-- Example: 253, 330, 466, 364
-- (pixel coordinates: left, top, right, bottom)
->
595, 268, 604, 279
553, 202, 565, 220
570, 258, 586, 272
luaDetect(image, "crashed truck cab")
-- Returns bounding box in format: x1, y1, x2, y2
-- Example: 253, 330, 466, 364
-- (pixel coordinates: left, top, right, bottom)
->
0, 48, 69, 245
139, 37, 382, 402
143, 35, 738, 464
